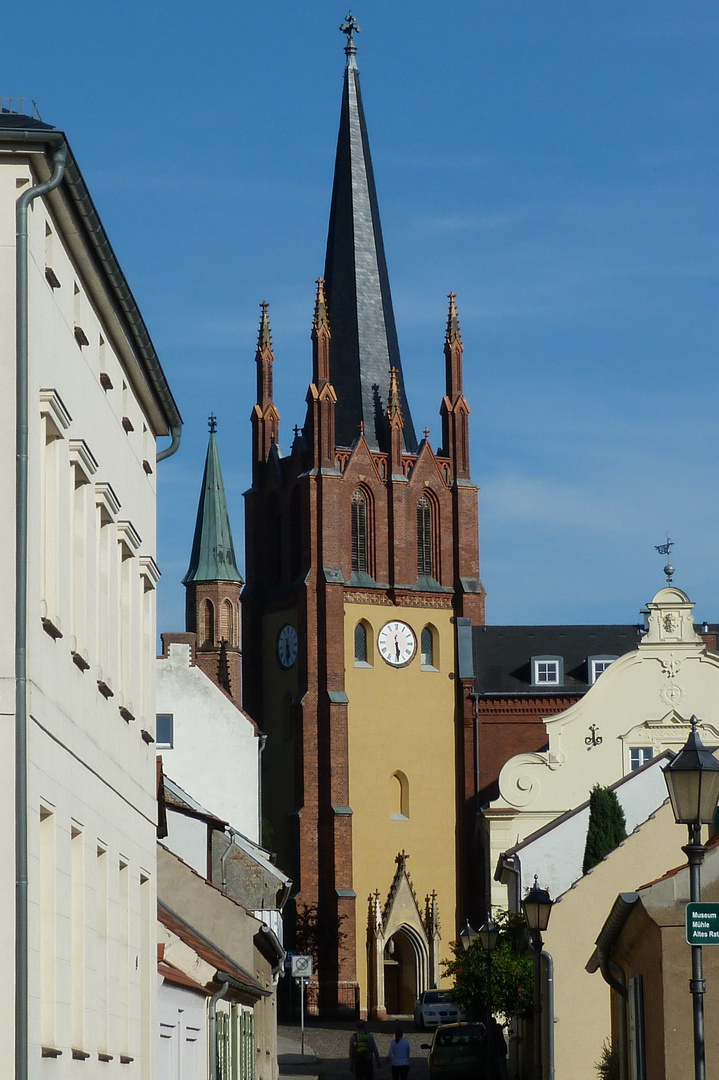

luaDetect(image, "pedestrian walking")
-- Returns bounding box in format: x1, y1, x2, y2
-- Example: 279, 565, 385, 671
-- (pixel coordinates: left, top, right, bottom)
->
386, 1026, 410, 1080
349, 1019, 381, 1080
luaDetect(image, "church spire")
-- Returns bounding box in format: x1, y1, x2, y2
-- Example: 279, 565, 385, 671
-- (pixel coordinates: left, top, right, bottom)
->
183, 417, 242, 584
324, 15, 418, 453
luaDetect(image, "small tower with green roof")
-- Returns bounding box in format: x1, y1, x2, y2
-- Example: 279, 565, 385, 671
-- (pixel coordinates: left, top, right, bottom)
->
183, 415, 244, 697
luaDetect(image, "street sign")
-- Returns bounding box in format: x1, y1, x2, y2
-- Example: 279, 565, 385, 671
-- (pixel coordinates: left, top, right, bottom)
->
291, 954, 313, 978
686, 903, 719, 945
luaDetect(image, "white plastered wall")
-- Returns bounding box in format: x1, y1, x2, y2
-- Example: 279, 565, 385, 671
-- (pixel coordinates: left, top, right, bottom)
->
156, 642, 260, 841
0, 148, 164, 1076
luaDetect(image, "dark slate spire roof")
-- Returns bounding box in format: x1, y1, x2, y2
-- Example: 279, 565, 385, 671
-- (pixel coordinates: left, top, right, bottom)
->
324, 16, 418, 453
183, 417, 243, 584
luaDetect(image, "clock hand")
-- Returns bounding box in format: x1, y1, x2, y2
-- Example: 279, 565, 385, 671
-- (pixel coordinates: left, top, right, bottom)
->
395, 636, 400, 661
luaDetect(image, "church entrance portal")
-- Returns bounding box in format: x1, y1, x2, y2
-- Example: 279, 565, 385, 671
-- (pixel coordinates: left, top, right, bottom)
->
383, 928, 419, 1015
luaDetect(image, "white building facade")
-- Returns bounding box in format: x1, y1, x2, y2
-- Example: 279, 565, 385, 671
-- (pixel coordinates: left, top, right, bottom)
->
156, 637, 260, 841
0, 109, 181, 1076
486, 585, 719, 909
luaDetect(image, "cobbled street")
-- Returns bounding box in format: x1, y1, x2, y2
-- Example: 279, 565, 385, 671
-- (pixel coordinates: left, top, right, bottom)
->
279, 1020, 431, 1080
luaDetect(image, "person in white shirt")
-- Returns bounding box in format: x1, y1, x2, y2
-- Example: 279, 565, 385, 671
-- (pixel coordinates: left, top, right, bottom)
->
386, 1027, 410, 1080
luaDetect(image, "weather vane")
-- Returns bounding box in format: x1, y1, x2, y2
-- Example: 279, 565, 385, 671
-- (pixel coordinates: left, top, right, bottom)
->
654, 535, 675, 584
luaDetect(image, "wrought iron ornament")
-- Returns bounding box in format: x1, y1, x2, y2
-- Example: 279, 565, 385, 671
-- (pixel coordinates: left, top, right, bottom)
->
585, 724, 603, 750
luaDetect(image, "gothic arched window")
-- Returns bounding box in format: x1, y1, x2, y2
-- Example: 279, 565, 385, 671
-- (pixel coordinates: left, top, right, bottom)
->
202, 599, 215, 645
220, 599, 234, 644
417, 495, 433, 577
351, 489, 369, 574
354, 622, 367, 664
421, 626, 435, 668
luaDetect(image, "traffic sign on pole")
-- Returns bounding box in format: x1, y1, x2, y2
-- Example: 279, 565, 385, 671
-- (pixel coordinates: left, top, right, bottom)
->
291, 954, 313, 978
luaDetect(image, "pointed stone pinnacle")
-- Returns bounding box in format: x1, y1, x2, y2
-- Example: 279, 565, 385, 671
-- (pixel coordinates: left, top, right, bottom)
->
446, 292, 462, 345
313, 277, 330, 331
388, 368, 404, 426
257, 300, 272, 352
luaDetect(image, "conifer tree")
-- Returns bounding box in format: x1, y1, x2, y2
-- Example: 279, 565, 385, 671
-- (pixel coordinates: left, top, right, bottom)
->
582, 784, 627, 875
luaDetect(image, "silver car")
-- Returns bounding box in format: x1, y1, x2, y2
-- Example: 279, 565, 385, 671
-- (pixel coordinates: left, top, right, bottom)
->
414, 990, 466, 1030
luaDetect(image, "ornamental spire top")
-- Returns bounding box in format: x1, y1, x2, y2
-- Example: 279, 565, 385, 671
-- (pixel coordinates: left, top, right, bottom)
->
340, 11, 361, 66
446, 292, 463, 346
313, 277, 330, 332
257, 300, 272, 352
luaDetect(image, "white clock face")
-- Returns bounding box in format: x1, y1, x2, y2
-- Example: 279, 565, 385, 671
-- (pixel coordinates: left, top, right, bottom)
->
277, 624, 298, 669
378, 621, 416, 667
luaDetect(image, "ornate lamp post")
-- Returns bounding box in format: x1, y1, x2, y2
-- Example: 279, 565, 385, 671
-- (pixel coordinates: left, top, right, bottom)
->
460, 917, 500, 1078
478, 919, 500, 1080
663, 716, 719, 1080
522, 877, 553, 1080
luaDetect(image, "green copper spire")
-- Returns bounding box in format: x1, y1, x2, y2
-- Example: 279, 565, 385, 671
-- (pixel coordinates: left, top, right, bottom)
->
183, 416, 243, 584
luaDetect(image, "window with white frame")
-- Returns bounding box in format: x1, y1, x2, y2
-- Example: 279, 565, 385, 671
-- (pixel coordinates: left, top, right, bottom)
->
589, 656, 617, 684
532, 656, 562, 686
630, 747, 653, 771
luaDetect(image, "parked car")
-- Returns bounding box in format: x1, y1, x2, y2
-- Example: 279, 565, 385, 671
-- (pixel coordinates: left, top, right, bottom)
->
413, 989, 466, 1029
421, 1022, 488, 1080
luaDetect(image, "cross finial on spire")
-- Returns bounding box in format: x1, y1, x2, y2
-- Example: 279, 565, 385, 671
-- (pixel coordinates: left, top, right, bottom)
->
340, 11, 361, 62
423, 426, 430, 441
208, 413, 217, 433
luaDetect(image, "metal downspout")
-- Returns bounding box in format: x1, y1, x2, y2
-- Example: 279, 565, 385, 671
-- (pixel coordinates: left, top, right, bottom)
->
156, 422, 182, 461
15, 138, 67, 1080
209, 973, 231, 1079
258, 733, 267, 844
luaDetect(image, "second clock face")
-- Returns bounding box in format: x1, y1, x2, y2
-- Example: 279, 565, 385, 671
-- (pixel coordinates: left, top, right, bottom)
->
277, 624, 298, 669
378, 621, 416, 667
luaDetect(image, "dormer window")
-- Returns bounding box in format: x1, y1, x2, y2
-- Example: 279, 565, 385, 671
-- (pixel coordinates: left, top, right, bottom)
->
531, 656, 562, 687
589, 656, 617, 684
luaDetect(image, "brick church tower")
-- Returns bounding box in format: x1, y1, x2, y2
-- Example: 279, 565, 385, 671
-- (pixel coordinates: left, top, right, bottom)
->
242, 16, 484, 1018
184, 417, 244, 699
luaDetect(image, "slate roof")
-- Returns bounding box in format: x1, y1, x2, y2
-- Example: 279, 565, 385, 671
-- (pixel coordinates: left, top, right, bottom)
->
472, 624, 643, 695
183, 428, 242, 584
323, 30, 417, 453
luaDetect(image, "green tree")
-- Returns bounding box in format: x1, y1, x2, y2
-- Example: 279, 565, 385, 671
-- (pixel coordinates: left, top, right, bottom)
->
582, 784, 627, 875
442, 910, 533, 1021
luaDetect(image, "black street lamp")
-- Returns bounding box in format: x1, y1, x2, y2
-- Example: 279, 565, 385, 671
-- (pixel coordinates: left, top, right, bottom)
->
522, 877, 553, 1080
459, 919, 478, 953
663, 716, 719, 1080
478, 919, 500, 1080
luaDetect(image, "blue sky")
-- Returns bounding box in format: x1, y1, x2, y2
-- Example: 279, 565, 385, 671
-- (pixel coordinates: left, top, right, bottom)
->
8, 2, 719, 631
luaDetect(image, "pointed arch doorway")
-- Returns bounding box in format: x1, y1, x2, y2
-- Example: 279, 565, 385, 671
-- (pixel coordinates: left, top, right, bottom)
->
383, 925, 422, 1015
367, 852, 442, 1019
